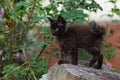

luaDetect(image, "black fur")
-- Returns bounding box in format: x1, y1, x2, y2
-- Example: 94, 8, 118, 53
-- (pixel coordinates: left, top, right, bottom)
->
48, 15, 106, 69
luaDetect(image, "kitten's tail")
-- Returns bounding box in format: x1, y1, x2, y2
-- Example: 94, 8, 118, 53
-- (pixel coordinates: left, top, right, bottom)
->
89, 20, 106, 36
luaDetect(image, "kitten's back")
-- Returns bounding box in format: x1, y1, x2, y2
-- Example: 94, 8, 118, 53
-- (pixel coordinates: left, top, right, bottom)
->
70, 23, 106, 37
70, 24, 92, 36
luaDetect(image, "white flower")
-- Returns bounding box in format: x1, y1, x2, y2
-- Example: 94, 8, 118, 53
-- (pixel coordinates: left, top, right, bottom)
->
22, 14, 28, 22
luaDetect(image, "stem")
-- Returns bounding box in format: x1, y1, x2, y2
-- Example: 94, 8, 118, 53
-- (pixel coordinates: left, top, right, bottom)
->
35, 36, 53, 60
23, 69, 30, 80
35, 45, 47, 60
0, 58, 3, 77
22, 0, 37, 58
30, 0, 37, 18
29, 64, 37, 80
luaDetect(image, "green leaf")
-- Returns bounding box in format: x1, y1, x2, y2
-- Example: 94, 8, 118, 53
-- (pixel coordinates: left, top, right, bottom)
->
0, 4, 2, 8
15, 1, 27, 7
28, 0, 35, 3
18, 43, 27, 50
40, 27, 50, 34
32, 40, 48, 47
39, 58, 48, 67
61, 13, 72, 22
50, 48, 59, 57
108, 0, 116, 3
104, 47, 116, 61
112, 8, 120, 16
107, 14, 113, 17
2, 63, 18, 74
74, 18, 84, 23
32, 17, 42, 22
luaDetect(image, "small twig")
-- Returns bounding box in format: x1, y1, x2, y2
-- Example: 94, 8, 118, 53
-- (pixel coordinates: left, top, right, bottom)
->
30, 0, 37, 18
23, 68, 30, 80
35, 45, 47, 60
35, 36, 53, 60
29, 64, 37, 80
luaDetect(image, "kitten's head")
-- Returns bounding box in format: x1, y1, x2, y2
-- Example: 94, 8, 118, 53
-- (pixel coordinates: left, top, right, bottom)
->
47, 15, 67, 37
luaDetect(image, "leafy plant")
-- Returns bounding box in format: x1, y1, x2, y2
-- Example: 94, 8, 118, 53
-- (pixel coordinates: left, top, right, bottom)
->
103, 46, 116, 61
44, 0, 102, 23
2, 58, 48, 80
107, 0, 120, 21
0, 0, 104, 79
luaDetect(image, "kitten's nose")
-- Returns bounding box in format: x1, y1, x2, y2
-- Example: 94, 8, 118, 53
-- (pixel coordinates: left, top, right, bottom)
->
51, 30, 55, 35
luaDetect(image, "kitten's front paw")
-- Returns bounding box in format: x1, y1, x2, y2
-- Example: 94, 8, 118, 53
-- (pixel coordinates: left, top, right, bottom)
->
89, 62, 94, 67
58, 60, 70, 65
93, 64, 102, 69
58, 60, 64, 65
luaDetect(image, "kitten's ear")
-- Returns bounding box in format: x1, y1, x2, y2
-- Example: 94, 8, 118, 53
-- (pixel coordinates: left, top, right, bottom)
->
57, 15, 66, 24
89, 20, 96, 27
47, 17, 54, 23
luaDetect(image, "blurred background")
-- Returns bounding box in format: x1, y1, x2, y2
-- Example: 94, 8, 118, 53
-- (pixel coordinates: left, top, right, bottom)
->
0, 0, 120, 79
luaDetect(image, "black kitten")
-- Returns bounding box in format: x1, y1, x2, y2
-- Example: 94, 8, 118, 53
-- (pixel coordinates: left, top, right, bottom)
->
47, 15, 106, 69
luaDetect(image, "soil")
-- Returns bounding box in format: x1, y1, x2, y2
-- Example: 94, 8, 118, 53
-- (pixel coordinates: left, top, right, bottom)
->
105, 23, 120, 71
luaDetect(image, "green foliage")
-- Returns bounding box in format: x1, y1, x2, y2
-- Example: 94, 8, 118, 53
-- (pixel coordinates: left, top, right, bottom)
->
1, 0, 117, 79
44, 0, 102, 23
2, 58, 48, 80
112, 8, 120, 16
0, 0, 118, 78
78, 48, 92, 60
0, 0, 103, 54
103, 46, 116, 61
107, 0, 120, 20
0, 0, 50, 79
109, 29, 115, 36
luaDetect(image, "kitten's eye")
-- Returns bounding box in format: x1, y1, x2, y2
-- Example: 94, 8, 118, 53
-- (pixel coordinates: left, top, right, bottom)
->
58, 23, 63, 26
54, 28, 59, 32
